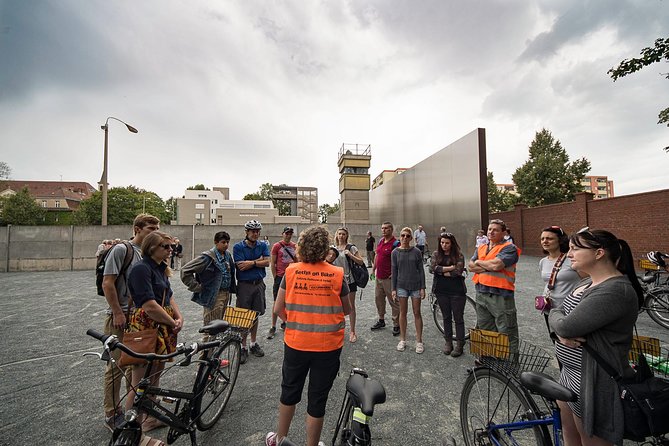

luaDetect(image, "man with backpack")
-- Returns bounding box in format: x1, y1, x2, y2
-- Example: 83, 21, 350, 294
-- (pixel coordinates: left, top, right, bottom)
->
180, 231, 237, 331
100, 213, 160, 431
267, 227, 297, 339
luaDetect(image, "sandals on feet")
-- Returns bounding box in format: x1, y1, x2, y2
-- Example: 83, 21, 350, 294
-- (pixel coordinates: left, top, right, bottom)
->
140, 435, 166, 446
142, 416, 166, 433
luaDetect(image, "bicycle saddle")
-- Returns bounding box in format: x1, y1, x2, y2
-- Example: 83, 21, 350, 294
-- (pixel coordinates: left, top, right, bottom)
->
520, 371, 577, 402
640, 273, 657, 284
198, 319, 230, 336
346, 374, 387, 416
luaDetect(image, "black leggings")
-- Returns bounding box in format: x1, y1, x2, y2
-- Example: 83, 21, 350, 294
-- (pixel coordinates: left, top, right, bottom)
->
435, 293, 466, 341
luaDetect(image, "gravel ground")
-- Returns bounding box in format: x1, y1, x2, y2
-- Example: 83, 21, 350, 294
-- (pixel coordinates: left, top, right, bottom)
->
0, 255, 665, 446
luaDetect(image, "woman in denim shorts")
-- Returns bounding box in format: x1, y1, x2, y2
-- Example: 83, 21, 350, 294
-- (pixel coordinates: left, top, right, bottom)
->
391, 227, 426, 353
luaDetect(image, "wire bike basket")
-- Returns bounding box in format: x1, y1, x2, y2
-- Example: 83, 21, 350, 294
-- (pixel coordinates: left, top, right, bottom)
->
629, 335, 669, 379
223, 306, 258, 332
469, 329, 551, 378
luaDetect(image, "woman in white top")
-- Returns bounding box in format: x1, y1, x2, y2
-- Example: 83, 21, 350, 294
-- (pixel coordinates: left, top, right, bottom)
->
538, 226, 581, 331
332, 227, 365, 343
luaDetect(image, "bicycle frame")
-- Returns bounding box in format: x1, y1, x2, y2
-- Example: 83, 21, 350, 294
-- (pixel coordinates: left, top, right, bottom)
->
482, 404, 562, 446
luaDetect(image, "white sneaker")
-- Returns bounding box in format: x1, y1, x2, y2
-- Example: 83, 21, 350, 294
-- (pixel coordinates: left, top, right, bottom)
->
266, 432, 278, 446
416, 342, 425, 354
397, 340, 406, 351
318, 442, 326, 446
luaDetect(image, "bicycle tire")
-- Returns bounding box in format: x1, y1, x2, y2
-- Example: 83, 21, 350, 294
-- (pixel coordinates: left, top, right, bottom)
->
460, 368, 549, 446
332, 393, 354, 446
432, 295, 475, 341
195, 337, 242, 430
645, 288, 669, 330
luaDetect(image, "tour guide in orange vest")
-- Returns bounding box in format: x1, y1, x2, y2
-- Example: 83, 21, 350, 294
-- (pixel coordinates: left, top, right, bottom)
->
468, 219, 520, 354
268, 226, 351, 446
283, 262, 346, 351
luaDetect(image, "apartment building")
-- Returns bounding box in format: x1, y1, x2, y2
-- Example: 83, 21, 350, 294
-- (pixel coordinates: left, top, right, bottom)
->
581, 175, 615, 199
371, 168, 408, 190
271, 185, 319, 224
176, 187, 279, 225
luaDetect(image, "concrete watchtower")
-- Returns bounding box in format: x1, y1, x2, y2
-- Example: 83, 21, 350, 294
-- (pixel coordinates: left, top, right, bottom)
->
338, 143, 371, 224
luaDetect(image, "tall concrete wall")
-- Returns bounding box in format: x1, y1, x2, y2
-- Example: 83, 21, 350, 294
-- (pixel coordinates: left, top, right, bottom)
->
0, 223, 378, 272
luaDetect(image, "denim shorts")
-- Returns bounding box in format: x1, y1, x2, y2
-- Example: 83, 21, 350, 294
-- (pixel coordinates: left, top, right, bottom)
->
397, 288, 421, 299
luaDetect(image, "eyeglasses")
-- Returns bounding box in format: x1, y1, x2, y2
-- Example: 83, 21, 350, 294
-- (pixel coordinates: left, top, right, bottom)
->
400, 234, 412, 238
159, 243, 174, 250
543, 225, 565, 236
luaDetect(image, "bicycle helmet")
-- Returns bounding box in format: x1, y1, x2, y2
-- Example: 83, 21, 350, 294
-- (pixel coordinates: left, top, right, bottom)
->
244, 220, 262, 230
647, 251, 667, 268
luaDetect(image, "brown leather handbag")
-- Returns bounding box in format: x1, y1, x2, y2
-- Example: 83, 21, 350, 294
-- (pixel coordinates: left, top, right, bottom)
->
118, 291, 165, 367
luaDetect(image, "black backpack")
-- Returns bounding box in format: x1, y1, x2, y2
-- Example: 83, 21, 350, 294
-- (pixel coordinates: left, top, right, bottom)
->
96, 241, 134, 296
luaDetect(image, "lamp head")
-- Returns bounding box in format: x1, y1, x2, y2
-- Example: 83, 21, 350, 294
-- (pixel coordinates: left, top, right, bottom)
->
125, 124, 138, 133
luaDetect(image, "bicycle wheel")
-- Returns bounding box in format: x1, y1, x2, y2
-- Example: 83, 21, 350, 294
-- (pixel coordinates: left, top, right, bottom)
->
195, 337, 242, 430
332, 393, 354, 446
645, 288, 669, 330
460, 368, 548, 446
432, 295, 475, 341
109, 426, 141, 446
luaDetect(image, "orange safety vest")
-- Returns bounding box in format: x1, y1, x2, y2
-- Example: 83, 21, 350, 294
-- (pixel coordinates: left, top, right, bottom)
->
472, 241, 517, 292
283, 261, 345, 352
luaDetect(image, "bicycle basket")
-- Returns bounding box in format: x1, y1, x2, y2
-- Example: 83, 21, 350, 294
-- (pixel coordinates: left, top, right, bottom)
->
223, 306, 258, 330
469, 329, 551, 378
629, 335, 669, 379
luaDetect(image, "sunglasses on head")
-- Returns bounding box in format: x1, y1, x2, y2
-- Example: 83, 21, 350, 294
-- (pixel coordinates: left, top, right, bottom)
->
441, 232, 453, 238
576, 226, 603, 247
490, 219, 505, 226
543, 225, 565, 236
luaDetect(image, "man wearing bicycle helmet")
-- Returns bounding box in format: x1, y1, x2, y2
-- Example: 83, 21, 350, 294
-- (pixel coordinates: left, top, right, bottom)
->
234, 220, 271, 364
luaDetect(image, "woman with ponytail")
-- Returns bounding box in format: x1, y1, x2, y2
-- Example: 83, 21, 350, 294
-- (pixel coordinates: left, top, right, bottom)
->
548, 228, 643, 446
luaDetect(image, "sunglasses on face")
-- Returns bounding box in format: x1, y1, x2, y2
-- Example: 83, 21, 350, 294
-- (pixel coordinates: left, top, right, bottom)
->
159, 243, 174, 250
400, 234, 412, 238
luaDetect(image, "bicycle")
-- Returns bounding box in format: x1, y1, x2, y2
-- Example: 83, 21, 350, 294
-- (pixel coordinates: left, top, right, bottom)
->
430, 292, 477, 341
85, 308, 255, 446
331, 368, 387, 446
459, 329, 557, 446
460, 329, 669, 446
639, 253, 669, 329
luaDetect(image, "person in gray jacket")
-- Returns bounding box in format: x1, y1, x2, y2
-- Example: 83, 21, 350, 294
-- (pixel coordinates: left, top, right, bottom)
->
548, 228, 644, 446
391, 227, 426, 354
181, 231, 237, 331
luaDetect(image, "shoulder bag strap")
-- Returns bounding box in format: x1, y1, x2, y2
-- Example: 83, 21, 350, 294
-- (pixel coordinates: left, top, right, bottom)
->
547, 253, 567, 291
282, 243, 297, 261
582, 343, 623, 381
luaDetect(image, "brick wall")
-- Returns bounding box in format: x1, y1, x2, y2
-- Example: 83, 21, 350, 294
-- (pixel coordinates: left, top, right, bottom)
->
490, 189, 669, 263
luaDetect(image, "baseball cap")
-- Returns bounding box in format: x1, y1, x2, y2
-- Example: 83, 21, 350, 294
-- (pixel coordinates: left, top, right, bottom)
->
283, 227, 294, 233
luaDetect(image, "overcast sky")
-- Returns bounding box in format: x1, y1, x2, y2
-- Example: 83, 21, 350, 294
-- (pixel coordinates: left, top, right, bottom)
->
1, 0, 667, 206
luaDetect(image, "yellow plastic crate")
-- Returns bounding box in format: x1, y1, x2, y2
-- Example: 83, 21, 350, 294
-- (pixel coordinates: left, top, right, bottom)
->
629, 335, 661, 361
223, 306, 258, 330
639, 258, 660, 271
470, 329, 510, 360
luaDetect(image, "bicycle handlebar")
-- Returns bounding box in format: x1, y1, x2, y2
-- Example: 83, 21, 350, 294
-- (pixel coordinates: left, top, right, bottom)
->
86, 329, 221, 362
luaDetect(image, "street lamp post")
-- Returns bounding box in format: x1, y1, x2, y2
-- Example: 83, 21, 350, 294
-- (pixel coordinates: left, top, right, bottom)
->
100, 117, 138, 225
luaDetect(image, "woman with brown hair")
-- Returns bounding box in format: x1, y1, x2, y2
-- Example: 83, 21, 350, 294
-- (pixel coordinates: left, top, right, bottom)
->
126, 231, 184, 437
429, 232, 467, 357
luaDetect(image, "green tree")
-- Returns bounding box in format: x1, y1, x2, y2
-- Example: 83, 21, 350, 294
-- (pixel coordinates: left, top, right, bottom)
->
486, 172, 519, 213
186, 184, 209, 190
75, 186, 169, 225
608, 37, 669, 151
0, 187, 45, 225
243, 183, 291, 216
0, 161, 10, 179
512, 129, 590, 207
165, 197, 178, 223
318, 203, 340, 223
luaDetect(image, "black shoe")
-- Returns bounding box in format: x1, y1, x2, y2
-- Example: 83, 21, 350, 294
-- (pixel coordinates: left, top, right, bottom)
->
392, 326, 401, 336
240, 348, 248, 364
250, 343, 265, 357
280, 321, 286, 330
370, 320, 386, 330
